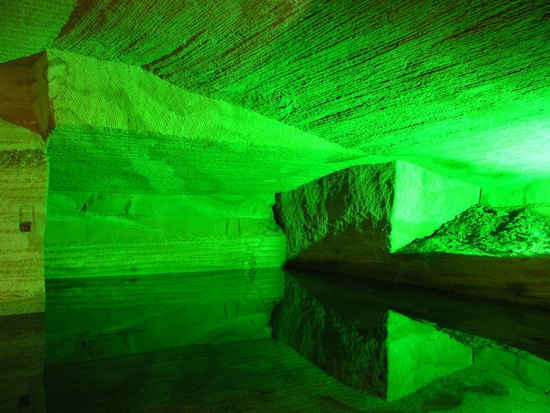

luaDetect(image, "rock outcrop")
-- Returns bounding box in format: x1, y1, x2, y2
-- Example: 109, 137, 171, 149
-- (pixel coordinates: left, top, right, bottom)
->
44, 50, 365, 279
45, 191, 286, 278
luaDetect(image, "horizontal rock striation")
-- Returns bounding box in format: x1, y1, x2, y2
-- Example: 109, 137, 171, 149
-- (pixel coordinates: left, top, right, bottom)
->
44, 50, 341, 279
49, 0, 550, 185
45, 191, 286, 278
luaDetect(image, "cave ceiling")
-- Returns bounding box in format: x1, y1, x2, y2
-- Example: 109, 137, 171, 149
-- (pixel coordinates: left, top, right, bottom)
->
1, 0, 550, 185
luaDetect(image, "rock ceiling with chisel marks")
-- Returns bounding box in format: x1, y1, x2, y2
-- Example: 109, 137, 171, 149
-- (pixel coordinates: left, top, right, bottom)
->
1, 0, 550, 185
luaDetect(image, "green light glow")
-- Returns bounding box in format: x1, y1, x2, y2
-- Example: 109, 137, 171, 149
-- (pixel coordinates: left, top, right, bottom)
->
0, 1, 549, 410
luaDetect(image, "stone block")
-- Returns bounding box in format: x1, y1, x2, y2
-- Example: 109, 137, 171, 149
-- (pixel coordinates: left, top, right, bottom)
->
274, 160, 479, 259
274, 162, 550, 307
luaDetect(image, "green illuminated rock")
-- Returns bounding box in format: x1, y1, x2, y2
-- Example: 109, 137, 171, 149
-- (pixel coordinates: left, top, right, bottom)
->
399, 205, 550, 257
0, 0, 73, 63
46, 268, 285, 363
42, 50, 368, 278
0, 120, 48, 316
275, 161, 479, 259
42, 50, 370, 277
45, 49, 364, 195
50, 0, 550, 186
45, 191, 285, 278
274, 163, 550, 307
481, 180, 550, 219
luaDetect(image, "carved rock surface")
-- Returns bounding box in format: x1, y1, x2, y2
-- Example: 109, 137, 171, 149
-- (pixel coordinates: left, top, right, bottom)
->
46, 268, 285, 363
45, 191, 286, 278
47, 0, 550, 185
42, 50, 365, 278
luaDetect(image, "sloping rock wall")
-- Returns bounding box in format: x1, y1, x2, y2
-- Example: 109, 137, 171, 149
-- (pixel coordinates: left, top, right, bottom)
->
44, 50, 365, 279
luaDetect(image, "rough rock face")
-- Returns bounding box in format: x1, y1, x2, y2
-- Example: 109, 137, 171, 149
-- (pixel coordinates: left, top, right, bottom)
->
0, 0, 73, 63
0, 56, 51, 315
34, 0, 550, 186
0, 53, 51, 137
42, 50, 366, 279
0, 121, 48, 315
42, 50, 345, 279
274, 163, 550, 307
274, 161, 479, 259
274, 162, 395, 261
271, 271, 473, 401
45, 191, 286, 278
399, 205, 550, 257
45, 49, 364, 195
37, 50, 307, 346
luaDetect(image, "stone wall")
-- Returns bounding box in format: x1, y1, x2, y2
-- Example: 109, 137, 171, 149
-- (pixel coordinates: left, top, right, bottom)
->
481, 180, 550, 219
0, 121, 48, 315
